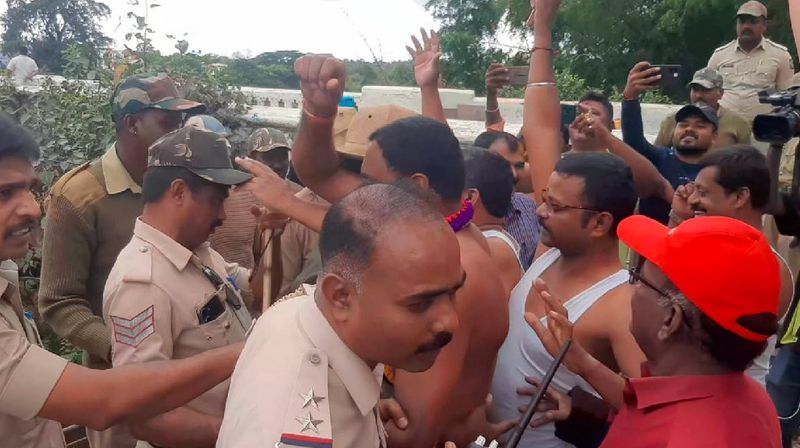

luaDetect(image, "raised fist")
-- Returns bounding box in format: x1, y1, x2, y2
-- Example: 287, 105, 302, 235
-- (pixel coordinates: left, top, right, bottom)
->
294, 54, 346, 118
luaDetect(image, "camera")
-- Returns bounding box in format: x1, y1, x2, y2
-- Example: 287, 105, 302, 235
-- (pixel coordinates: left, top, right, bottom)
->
753, 90, 800, 144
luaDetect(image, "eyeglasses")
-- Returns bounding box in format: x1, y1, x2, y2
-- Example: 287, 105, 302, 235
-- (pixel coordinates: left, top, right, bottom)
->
628, 267, 671, 299
541, 188, 602, 214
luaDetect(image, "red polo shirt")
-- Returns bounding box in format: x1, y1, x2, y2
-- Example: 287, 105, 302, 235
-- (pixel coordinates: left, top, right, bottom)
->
600, 372, 780, 448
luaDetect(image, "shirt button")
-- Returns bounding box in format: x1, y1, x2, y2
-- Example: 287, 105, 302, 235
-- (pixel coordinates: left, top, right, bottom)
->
138, 246, 149, 253
223, 322, 231, 330
309, 353, 321, 365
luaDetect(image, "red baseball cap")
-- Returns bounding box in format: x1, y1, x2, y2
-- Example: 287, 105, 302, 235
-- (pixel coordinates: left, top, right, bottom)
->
618, 215, 780, 342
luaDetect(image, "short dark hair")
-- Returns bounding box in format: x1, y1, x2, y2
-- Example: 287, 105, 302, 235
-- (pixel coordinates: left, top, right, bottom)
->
555, 152, 637, 234
142, 166, 215, 203
666, 283, 776, 372
19, 46, 28, 56
700, 145, 769, 210
473, 131, 520, 154
370, 116, 465, 201
579, 91, 614, 125
463, 146, 514, 218
0, 113, 40, 162
319, 183, 444, 288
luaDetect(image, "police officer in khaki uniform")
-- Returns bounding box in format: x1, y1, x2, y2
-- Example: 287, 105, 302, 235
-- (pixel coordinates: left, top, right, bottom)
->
217, 183, 464, 447
103, 127, 256, 447
654, 68, 752, 149
707, 1, 795, 124
0, 114, 245, 448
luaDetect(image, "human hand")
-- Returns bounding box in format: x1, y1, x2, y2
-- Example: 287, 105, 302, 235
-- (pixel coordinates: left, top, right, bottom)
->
531, 0, 562, 30
623, 62, 661, 101
294, 54, 346, 118
378, 398, 409, 430
407, 28, 442, 88
444, 394, 515, 447
235, 157, 295, 221
516, 376, 572, 428
671, 182, 696, 221
486, 63, 510, 94
572, 109, 612, 143
525, 278, 588, 375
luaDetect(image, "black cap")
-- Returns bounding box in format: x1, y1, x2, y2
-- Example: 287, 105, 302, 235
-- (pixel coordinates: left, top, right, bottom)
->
675, 104, 719, 130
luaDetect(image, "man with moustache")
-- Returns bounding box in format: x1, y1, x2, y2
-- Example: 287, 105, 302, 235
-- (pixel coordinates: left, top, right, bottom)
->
622, 62, 719, 223
707, 1, 794, 124
103, 127, 256, 447
217, 183, 464, 448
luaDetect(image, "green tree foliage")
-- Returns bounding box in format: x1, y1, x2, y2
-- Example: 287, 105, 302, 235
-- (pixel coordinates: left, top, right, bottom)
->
1, 0, 112, 74
503, 0, 795, 95
426, 0, 508, 94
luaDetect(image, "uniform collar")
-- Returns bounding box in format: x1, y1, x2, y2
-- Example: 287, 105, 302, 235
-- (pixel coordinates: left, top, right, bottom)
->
133, 218, 194, 271
298, 293, 382, 416
102, 144, 142, 195
736, 37, 765, 53
624, 372, 748, 410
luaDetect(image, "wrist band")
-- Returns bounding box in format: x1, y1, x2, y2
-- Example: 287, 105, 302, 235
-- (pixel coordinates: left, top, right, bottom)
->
532, 46, 555, 53
302, 101, 336, 123
485, 106, 500, 113
526, 81, 557, 88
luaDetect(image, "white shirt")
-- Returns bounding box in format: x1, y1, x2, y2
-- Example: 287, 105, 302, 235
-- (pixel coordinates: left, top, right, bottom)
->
7, 55, 37, 85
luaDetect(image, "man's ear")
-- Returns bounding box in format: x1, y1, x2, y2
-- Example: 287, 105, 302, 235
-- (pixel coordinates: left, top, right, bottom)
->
320, 273, 357, 323
658, 304, 684, 341
409, 173, 430, 192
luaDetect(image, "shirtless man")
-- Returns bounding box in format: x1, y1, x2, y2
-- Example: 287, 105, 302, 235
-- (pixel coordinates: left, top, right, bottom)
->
463, 146, 523, 296
291, 55, 511, 447
489, 1, 646, 446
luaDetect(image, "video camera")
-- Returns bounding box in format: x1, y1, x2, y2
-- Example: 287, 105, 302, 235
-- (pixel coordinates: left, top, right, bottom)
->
754, 89, 800, 238
753, 90, 800, 145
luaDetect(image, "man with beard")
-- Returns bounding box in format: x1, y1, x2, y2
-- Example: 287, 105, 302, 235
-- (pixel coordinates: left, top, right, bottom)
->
289, 53, 510, 447
707, 1, 794, 124
103, 127, 256, 447
217, 183, 464, 448
622, 62, 719, 223
654, 68, 751, 149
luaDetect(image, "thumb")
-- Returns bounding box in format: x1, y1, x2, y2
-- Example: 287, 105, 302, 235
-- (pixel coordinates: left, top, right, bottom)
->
325, 78, 341, 93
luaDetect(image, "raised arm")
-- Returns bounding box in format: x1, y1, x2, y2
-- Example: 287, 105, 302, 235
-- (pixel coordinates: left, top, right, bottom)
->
291, 55, 365, 203
407, 29, 447, 124
792, 0, 800, 56
621, 62, 664, 162
485, 63, 510, 131
523, 0, 563, 206
573, 112, 673, 202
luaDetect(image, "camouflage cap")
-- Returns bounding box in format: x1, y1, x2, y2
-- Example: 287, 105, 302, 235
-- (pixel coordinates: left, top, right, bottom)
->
148, 127, 252, 186
247, 128, 291, 154
688, 68, 724, 90
111, 73, 206, 121
184, 114, 230, 136
737, 0, 767, 18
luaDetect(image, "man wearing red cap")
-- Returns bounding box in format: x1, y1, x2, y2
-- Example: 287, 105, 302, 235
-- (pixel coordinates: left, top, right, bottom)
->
528, 216, 782, 447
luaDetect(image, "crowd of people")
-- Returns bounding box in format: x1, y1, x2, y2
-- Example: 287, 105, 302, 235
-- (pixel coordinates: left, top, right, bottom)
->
3, 0, 800, 447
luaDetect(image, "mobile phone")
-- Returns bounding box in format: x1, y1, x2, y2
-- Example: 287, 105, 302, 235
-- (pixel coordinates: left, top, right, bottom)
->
507, 66, 529, 87
561, 104, 577, 127
651, 64, 682, 89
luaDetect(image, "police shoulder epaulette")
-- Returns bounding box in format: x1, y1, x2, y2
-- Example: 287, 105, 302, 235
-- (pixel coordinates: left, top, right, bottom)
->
121, 243, 154, 284
714, 40, 736, 52
765, 39, 789, 52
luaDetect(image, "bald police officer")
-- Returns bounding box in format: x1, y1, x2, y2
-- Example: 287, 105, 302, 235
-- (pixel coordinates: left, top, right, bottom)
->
217, 183, 464, 447
0, 114, 246, 448
707, 1, 795, 124
103, 127, 256, 447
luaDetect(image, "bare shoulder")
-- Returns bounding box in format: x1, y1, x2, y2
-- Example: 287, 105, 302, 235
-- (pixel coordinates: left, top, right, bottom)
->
582, 282, 634, 331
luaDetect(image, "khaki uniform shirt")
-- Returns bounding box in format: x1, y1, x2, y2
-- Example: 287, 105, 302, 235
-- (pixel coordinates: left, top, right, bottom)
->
103, 219, 253, 447
39, 145, 143, 368
217, 286, 386, 448
0, 260, 68, 448
707, 38, 795, 122
263, 188, 327, 301
654, 105, 752, 149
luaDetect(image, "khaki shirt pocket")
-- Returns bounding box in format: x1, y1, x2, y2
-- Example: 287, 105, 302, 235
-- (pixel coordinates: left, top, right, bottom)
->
755, 58, 779, 88
183, 290, 237, 352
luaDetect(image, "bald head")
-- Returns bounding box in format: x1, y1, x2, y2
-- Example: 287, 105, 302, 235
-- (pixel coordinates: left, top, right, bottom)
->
320, 183, 445, 287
